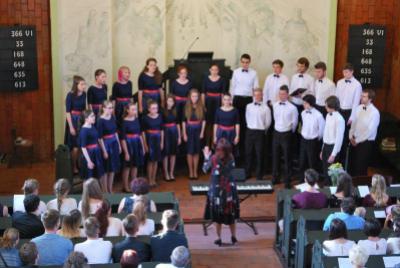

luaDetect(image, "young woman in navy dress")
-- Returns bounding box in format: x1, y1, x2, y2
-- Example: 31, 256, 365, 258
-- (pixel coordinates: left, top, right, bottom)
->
87, 69, 108, 117
183, 89, 206, 180
162, 95, 181, 181
112, 66, 133, 122
170, 65, 192, 123
142, 100, 164, 187
202, 64, 227, 146
64, 75, 87, 174
79, 110, 105, 180
138, 58, 164, 114
97, 101, 121, 193
120, 103, 145, 192
213, 93, 240, 148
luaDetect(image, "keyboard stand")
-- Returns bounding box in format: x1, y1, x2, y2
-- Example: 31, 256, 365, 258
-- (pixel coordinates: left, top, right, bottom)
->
202, 193, 259, 236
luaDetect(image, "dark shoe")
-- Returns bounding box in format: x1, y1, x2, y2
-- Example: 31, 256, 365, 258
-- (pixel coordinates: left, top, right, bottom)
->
214, 239, 222, 246
231, 236, 238, 245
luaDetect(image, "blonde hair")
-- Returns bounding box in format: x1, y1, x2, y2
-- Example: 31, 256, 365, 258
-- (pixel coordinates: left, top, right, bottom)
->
54, 179, 71, 211
22, 178, 39, 194
184, 89, 204, 121
349, 245, 369, 267
100, 100, 113, 116
133, 196, 148, 225
81, 178, 103, 219
371, 174, 387, 207
0, 228, 19, 249
58, 209, 82, 239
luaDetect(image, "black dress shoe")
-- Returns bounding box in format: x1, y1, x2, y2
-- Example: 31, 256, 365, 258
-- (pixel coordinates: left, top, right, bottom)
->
231, 236, 238, 245
214, 239, 222, 246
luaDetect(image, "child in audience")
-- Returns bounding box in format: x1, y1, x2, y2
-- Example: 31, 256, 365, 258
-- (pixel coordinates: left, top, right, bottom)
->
323, 218, 356, 256
64, 252, 89, 268
362, 174, 391, 207
57, 209, 85, 238
133, 196, 155, 236
117, 178, 157, 213
47, 178, 77, 215
14, 178, 46, 214
19, 242, 39, 267
78, 178, 104, 219
357, 218, 387, 255
94, 199, 124, 237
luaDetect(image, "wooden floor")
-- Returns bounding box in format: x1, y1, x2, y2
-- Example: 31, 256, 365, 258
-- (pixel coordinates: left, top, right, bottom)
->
0, 161, 283, 268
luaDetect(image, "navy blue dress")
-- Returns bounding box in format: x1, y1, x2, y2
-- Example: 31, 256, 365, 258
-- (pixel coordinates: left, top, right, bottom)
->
163, 110, 179, 156
97, 116, 120, 173
64, 92, 86, 150
202, 76, 226, 124
79, 126, 105, 180
138, 73, 161, 113
111, 81, 132, 121
120, 118, 144, 167
183, 110, 204, 155
87, 85, 107, 116
214, 108, 239, 145
142, 114, 163, 162
170, 79, 192, 123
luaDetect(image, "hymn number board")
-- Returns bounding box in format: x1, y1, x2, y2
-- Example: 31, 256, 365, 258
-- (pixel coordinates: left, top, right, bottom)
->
0, 26, 38, 91
347, 24, 386, 88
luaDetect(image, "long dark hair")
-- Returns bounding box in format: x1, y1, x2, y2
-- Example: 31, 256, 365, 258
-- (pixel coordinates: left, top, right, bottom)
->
336, 173, 354, 197
94, 199, 111, 238
78, 110, 94, 133
165, 94, 177, 118
71, 75, 85, 96
141, 58, 162, 85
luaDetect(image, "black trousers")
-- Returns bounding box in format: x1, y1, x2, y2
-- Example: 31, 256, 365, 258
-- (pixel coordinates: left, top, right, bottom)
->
272, 130, 293, 184
321, 143, 336, 185
339, 109, 351, 165
245, 129, 265, 180
233, 96, 253, 163
316, 104, 327, 118
299, 137, 320, 180
349, 140, 373, 176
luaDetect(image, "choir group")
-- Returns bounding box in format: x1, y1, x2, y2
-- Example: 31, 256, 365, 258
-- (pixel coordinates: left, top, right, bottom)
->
64, 54, 380, 190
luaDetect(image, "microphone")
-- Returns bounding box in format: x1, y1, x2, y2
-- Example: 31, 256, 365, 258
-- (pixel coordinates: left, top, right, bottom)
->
181, 37, 199, 61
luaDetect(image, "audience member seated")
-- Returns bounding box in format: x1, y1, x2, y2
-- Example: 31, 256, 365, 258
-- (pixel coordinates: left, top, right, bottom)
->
0, 228, 22, 267
78, 178, 104, 219
63, 252, 89, 268
354, 207, 366, 219
133, 196, 155, 236
120, 250, 139, 268
94, 199, 124, 237
151, 210, 188, 262
362, 174, 391, 208
329, 173, 356, 208
387, 218, 400, 254
112, 214, 150, 263
357, 218, 387, 255
323, 218, 356, 256
155, 246, 191, 268
19, 242, 39, 267
31, 209, 73, 265
14, 178, 46, 214
118, 178, 157, 213
57, 209, 85, 238
11, 194, 44, 239
74, 217, 112, 264
385, 205, 400, 229
349, 245, 369, 268
0, 204, 8, 217
47, 179, 78, 215
323, 197, 365, 231
292, 169, 328, 209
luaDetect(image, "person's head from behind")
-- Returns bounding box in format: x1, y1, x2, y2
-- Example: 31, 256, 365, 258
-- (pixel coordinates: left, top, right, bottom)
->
325, 95, 340, 113
81, 178, 103, 219
296, 57, 310, 73
63, 251, 89, 268
391, 205, 400, 223
279, 85, 289, 102
240, 54, 251, 70
84, 217, 100, 239
120, 249, 139, 268
24, 194, 40, 215
370, 174, 387, 207
272, 59, 284, 74
215, 138, 233, 164
54, 178, 71, 211
253, 88, 263, 103
363, 218, 381, 238
341, 197, 356, 215
171, 246, 190, 268
314, 61, 327, 79
123, 214, 139, 237
94, 199, 111, 238
41, 209, 60, 232
349, 245, 369, 268
354, 207, 366, 219
133, 196, 148, 225
1, 228, 19, 249
19, 242, 38, 266
329, 218, 348, 240
131, 178, 150, 196
304, 169, 319, 187
302, 94, 316, 110
162, 209, 179, 231
61, 209, 82, 237
336, 172, 354, 197
393, 217, 400, 234
22, 178, 40, 195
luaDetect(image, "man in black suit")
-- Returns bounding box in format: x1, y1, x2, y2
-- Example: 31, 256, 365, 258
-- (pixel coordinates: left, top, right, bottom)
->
151, 210, 188, 262
12, 194, 44, 239
112, 214, 151, 263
